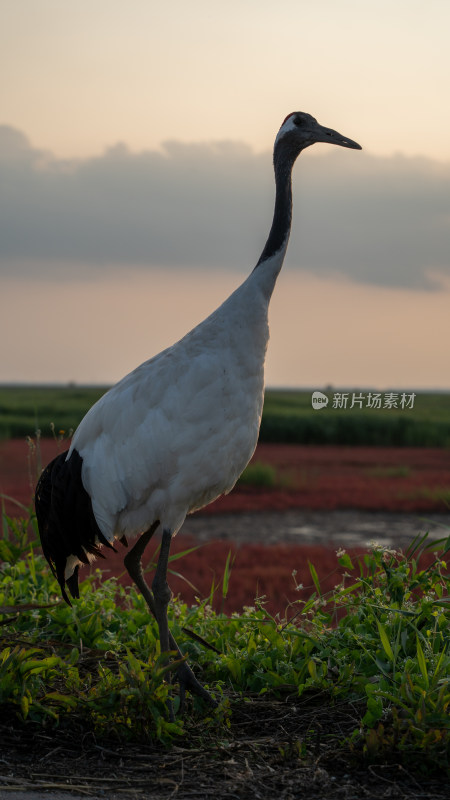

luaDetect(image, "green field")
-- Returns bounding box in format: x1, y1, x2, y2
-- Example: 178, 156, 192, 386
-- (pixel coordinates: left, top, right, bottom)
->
0, 384, 449, 446
261, 389, 450, 446
0, 385, 107, 441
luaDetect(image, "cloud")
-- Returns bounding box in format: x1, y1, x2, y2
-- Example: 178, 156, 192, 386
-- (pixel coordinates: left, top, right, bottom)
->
1, 125, 449, 289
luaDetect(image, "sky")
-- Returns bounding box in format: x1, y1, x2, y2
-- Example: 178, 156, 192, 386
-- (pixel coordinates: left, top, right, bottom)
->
1, 0, 450, 389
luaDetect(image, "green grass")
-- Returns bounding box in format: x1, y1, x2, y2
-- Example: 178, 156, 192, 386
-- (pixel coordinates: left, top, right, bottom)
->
237, 460, 294, 489
403, 487, 450, 505
1, 508, 449, 773
366, 465, 412, 478
1, 385, 450, 446
237, 461, 278, 488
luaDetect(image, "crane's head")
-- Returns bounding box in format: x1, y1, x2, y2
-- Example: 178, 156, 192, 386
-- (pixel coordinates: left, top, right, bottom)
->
275, 111, 361, 155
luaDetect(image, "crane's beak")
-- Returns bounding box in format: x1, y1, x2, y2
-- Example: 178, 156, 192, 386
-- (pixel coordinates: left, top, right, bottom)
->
313, 124, 362, 150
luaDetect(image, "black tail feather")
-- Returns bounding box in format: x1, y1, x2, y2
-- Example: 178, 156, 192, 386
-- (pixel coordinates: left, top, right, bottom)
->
66, 565, 80, 600
35, 449, 108, 604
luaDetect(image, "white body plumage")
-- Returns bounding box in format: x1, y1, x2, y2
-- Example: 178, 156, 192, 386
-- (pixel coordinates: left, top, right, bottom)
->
67, 259, 278, 568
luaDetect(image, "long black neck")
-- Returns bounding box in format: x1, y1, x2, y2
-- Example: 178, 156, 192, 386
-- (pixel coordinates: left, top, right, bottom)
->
254, 139, 299, 268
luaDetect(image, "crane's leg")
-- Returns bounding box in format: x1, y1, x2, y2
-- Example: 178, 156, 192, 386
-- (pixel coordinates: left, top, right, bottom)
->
124, 524, 217, 714
151, 528, 173, 654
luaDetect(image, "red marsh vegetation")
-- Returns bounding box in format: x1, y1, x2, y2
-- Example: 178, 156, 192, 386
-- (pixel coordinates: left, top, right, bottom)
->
0, 438, 448, 613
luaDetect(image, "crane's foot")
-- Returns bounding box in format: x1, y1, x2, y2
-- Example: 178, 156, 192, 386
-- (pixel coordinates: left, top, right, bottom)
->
174, 660, 218, 715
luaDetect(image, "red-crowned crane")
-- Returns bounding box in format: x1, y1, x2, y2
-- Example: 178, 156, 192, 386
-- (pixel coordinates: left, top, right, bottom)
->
35, 112, 361, 712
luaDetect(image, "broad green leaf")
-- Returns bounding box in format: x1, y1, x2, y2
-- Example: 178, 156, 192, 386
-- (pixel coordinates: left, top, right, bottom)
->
308, 561, 321, 597
307, 659, 317, 680
20, 694, 30, 719
338, 553, 354, 570
416, 637, 429, 688
376, 619, 394, 662
44, 692, 78, 709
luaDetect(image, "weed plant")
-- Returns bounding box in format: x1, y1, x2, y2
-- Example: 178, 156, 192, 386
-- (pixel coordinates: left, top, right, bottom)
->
0, 506, 449, 774
237, 461, 277, 488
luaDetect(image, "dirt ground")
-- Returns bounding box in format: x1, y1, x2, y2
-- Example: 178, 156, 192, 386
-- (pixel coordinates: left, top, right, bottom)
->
1, 690, 448, 800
